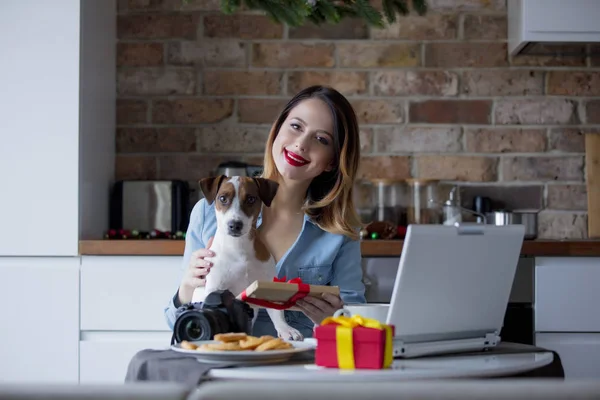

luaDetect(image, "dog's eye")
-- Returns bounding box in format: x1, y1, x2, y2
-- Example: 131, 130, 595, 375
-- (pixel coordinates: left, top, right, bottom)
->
218, 195, 228, 204
246, 196, 256, 204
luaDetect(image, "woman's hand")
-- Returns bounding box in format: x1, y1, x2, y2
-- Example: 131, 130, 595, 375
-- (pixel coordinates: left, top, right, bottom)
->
295, 293, 344, 325
177, 236, 214, 304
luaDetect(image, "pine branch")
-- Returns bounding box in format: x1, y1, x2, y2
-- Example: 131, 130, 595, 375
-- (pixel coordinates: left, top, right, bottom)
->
193, 0, 429, 27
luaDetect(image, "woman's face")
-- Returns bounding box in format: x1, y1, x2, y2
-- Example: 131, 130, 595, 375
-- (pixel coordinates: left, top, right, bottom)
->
272, 98, 336, 184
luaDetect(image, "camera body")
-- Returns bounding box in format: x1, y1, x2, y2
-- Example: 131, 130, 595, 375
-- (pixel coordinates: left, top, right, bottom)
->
172, 289, 255, 344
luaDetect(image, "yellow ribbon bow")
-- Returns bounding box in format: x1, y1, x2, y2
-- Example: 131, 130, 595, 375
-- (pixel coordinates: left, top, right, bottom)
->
321, 315, 393, 369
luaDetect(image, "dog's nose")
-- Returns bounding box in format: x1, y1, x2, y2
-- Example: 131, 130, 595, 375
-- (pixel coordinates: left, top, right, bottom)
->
227, 220, 244, 234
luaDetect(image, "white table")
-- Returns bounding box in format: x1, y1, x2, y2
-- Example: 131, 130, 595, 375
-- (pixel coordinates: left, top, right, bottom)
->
208, 352, 554, 381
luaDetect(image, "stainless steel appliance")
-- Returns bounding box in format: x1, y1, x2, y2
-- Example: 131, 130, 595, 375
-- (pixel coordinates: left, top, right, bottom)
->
214, 161, 263, 178
486, 210, 538, 240
109, 180, 190, 233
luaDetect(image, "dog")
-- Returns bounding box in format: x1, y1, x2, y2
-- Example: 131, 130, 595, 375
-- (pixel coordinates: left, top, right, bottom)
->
191, 175, 304, 341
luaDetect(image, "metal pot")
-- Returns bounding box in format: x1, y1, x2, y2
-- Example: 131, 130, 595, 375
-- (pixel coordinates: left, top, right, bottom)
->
485, 211, 538, 240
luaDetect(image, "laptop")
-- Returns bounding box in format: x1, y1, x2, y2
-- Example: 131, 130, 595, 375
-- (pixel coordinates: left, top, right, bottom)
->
386, 223, 525, 358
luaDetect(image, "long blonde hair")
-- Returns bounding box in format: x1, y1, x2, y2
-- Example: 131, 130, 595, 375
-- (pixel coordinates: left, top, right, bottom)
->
262, 85, 362, 240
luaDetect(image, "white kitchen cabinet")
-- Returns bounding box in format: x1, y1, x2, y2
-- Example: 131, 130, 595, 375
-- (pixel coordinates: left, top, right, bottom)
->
0, 0, 115, 256
535, 257, 600, 332
79, 256, 181, 384
79, 332, 172, 384
536, 333, 600, 379
535, 257, 600, 379
80, 256, 183, 331
0, 258, 80, 383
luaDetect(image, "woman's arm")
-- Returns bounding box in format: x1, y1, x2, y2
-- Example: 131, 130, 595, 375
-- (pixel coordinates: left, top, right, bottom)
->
163, 199, 206, 330
295, 235, 366, 324
330, 236, 367, 304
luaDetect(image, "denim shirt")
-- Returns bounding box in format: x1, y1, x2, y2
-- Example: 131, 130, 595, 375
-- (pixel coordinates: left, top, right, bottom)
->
163, 198, 366, 338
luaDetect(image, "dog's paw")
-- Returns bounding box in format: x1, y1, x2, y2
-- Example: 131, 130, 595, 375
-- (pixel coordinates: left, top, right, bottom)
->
276, 325, 304, 341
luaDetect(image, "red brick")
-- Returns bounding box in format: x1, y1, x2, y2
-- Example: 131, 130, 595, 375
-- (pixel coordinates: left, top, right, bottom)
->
204, 15, 283, 39
117, 99, 147, 124
203, 71, 282, 95
158, 155, 226, 181
373, 71, 458, 96
461, 70, 543, 96
167, 41, 246, 67
547, 71, 600, 96
360, 128, 374, 153
415, 156, 497, 181
238, 99, 288, 124
117, 43, 163, 66
547, 185, 588, 210
463, 15, 507, 40
428, 0, 505, 11
502, 156, 584, 181
548, 128, 590, 153
376, 127, 462, 153
538, 211, 588, 239
425, 43, 507, 67
115, 155, 157, 180
495, 99, 578, 125
586, 101, 600, 123
198, 126, 268, 153
252, 43, 334, 68
117, 14, 197, 39
465, 128, 546, 153
288, 72, 368, 96
409, 100, 491, 124
358, 156, 411, 180
289, 18, 368, 39
338, 43, 420, 68
116, 128, 196, 153
117, 68, 196, 95
152, 99, 233, 124
371, 14, 457, 40
510, 44, 587, 67
352, 100, 405, 124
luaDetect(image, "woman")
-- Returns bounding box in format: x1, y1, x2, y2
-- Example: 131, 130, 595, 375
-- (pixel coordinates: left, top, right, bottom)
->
164, 85, 366, 338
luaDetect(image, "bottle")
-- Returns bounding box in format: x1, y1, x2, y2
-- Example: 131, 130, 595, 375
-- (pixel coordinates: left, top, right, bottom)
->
442, 186, 462, 226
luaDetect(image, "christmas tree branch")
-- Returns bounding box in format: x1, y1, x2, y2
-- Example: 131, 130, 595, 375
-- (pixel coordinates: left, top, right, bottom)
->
183, 0, 428, 27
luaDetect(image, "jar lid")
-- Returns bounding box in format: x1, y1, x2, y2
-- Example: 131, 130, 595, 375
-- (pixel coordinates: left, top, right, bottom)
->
405, 178, 439, 185
368, 178, 404, 185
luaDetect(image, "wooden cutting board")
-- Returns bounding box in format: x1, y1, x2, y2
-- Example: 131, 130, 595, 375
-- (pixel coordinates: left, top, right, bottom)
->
586, 134, 600, 238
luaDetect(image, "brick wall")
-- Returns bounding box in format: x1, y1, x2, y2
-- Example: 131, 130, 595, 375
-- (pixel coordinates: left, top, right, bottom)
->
115, 0, 597, 239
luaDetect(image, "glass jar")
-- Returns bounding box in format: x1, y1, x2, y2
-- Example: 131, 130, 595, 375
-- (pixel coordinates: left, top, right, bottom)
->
405, 179, 441, 225
369, 179, 405, 226
353, 179, 374, 224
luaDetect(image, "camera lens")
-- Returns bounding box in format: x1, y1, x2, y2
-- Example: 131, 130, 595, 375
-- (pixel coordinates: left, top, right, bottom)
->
175, 312, 213, 342
184, 319, 203, 341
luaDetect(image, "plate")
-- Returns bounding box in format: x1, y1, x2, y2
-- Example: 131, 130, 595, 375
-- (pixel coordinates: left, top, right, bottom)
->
171, 340, 315, 364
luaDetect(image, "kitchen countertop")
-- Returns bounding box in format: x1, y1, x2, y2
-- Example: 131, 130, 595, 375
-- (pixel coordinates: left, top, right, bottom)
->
79, 239, 600, 257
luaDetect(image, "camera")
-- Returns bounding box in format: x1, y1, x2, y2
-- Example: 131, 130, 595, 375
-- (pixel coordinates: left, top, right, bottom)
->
171, 289, 255, 344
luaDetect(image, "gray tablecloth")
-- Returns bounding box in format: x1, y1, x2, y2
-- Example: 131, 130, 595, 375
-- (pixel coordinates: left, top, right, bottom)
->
124, 342, 564, 387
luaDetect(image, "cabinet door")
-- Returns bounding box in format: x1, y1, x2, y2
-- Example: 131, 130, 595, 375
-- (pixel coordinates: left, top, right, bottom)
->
0, 1, 80, 256
0, 258, 79, 383
536, 333, 600, 379
79, 332, 172, 384
535, 257, 600, 332
80, 256, 182, 331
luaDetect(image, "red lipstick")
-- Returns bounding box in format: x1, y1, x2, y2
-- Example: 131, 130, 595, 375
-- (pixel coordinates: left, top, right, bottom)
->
284, 149, 308, 167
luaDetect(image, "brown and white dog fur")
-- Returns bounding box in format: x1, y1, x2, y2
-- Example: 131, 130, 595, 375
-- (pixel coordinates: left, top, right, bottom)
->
191, 175, 303, 341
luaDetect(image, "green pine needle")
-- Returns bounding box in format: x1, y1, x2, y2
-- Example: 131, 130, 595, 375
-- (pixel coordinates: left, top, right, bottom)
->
187, 0, 428, 28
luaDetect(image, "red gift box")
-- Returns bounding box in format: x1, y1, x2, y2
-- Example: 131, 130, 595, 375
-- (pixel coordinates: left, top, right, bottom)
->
314, 315, 395, 370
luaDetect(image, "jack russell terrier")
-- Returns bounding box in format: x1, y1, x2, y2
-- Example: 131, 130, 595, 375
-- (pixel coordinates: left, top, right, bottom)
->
191, 175, 304, 341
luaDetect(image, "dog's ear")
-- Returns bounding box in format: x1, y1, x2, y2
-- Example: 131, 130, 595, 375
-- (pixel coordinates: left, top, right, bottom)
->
199, 175, 227, 205
253, 178, 279, 207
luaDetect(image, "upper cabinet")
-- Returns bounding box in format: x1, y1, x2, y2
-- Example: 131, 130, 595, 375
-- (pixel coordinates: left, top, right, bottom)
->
0, 0, 115, 256
508, 0, 600, 56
